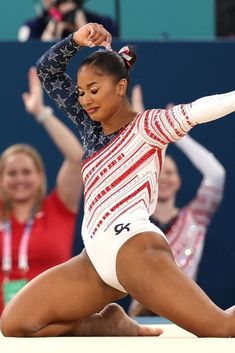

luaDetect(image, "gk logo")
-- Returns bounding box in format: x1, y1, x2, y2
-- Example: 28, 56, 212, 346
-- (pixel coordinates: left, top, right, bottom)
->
114, 223, 131, 235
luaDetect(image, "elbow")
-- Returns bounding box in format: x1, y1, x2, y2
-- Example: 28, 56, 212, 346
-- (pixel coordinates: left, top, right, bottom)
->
216, 165, 226, 184
208, 155, 226, 185
207, 166, 226, 187
71, 154, 83, 164
65, 152, 83, 165
35, 56, 45, 80
36, 54, 52, 84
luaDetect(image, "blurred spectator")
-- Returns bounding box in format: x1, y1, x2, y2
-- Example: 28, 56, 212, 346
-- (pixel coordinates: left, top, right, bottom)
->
18, 0, 118, 42
0, 67, 83, 312
216, 0, 235, 37
128, 85, 226, 316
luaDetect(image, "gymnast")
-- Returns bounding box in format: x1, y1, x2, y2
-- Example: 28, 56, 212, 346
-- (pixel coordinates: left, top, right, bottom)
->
1, 23, 235, 337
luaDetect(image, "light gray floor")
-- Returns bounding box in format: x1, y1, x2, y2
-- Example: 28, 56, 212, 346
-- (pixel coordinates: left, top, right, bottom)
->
1, 324, 235, 353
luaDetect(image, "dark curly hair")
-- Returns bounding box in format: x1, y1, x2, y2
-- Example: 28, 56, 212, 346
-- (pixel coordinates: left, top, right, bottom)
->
79, 46, 137, 85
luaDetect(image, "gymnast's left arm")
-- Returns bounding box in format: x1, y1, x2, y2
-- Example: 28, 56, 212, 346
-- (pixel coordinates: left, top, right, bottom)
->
185, 90, 235, 124
146, 90, 235, 149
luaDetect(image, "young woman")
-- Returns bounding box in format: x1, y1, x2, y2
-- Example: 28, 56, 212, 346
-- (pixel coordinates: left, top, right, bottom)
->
128, 85, 226, 316
2, 23, 235, 338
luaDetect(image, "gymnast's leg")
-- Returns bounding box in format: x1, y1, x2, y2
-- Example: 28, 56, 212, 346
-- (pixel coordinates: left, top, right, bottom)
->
0, 250, 162, 337
116, 232, 235, 337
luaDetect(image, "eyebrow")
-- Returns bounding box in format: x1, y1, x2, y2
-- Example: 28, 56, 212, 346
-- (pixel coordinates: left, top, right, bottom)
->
78, 81, 99, 89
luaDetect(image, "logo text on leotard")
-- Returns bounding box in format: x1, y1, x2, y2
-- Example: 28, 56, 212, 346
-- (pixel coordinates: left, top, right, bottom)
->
114, 223, 131, 235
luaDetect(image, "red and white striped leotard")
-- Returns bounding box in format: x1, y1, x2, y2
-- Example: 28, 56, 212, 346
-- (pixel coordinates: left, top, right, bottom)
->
80, 107, 194, 290
82, 107, 194, 237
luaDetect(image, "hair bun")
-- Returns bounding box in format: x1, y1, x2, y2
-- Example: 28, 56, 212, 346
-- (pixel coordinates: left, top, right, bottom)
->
118, 45, 137, 69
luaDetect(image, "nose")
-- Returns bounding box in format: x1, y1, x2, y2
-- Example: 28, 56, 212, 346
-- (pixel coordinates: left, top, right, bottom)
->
80, 93, 93, 108
12, 172, 28, 184
158, 173, 168, 184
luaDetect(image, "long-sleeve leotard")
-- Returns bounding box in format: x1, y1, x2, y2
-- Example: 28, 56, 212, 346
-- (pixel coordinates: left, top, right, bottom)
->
36, 35, 235, 242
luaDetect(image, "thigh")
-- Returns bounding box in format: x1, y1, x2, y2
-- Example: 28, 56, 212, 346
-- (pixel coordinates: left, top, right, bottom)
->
3, 250, 124, 326
116, 232, 228, 337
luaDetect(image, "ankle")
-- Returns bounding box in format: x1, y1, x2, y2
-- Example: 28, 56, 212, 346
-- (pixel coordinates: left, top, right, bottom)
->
99, 303, 122, 335
226, 307, 235, 337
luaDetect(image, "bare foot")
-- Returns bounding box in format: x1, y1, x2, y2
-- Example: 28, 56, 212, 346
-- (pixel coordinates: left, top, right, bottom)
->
225, 305, 235, 337
225, 305, 235, 316
100, 303, 163, 336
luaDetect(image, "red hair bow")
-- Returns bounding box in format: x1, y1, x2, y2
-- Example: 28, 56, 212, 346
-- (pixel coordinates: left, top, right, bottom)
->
118, 46, 133, 68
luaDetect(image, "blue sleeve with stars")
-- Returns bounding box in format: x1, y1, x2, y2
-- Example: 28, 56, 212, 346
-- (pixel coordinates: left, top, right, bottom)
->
36, 34, 86, 125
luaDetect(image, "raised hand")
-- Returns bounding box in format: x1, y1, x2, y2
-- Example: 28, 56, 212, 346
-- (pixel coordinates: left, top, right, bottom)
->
73, 22, 112, 50
131, 84, 145, 112
22, 67, 45, 117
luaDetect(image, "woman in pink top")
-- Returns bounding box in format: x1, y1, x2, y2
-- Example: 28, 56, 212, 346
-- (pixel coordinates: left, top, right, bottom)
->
129, 85, 225, 316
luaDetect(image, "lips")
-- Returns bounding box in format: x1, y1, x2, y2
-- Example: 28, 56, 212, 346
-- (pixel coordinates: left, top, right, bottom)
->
86, 107, 99, 115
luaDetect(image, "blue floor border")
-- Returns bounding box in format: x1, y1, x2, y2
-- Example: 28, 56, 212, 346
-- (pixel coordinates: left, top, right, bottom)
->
135, 316, 172, 324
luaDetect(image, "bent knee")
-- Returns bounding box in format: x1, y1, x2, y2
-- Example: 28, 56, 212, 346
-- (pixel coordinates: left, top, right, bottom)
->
1, 308, 35, 337
1, 310, 24, 337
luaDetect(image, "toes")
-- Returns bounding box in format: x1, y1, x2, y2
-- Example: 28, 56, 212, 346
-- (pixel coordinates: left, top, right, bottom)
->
138, 325, 163, 336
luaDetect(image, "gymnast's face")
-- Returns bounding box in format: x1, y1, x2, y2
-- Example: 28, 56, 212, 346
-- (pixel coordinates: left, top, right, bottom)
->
0, 153, 42, 203
158, 155, 181, 202
77, 64, 126, 123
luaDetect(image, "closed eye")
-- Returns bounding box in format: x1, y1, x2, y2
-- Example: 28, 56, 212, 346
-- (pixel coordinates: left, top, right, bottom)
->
78, 90, 84, 97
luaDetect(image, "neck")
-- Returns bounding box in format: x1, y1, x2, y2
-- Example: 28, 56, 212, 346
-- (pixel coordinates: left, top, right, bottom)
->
102, 100, 136, 135
11, 200, 35, 222
152, 197, 178, 224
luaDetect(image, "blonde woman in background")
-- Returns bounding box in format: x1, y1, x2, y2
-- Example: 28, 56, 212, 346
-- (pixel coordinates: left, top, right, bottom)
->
0, 67, 83, 312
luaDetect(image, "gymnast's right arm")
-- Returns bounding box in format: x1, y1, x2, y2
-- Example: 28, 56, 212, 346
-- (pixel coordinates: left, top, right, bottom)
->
36, 34, 83, 127
36, 24, 112, 127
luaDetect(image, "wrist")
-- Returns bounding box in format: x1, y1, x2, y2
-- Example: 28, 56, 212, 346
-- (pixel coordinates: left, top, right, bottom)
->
35, 106, 53, 123
72, 33, 84, 47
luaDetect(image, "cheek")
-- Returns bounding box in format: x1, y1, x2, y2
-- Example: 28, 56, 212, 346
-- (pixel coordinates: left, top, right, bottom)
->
172, 176, 181, 189
104, 84, 119, 99
28, 174, 41, 187
105, 91, 120, 110
1, 176, 12, 188
34, 174, 43, 187
0, 179, 15, 197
